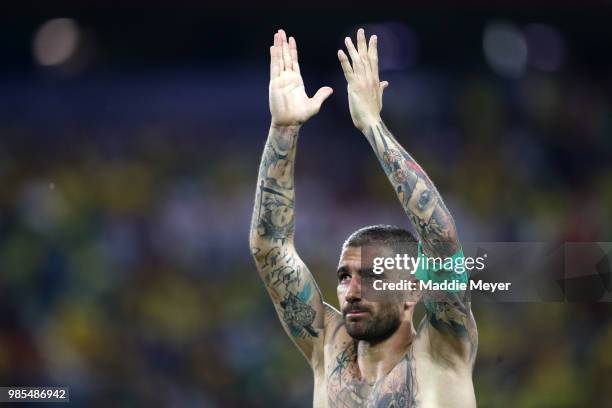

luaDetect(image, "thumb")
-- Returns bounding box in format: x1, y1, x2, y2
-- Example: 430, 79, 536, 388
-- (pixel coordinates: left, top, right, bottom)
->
311, 86, 334, 108
379, 81, 389, 107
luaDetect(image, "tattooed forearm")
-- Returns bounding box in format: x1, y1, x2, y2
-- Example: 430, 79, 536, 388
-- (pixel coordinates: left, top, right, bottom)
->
364, 121, 477, 350
250, 126, 325, 353
251, 125, 299, 245
363, 121, 459, 258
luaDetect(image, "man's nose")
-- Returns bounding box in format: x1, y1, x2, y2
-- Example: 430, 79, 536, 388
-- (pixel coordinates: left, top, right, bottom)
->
346, 275, 362, 302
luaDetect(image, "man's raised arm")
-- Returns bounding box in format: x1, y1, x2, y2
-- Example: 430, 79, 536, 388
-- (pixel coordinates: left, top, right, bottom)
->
249, 30, 334, 363
338, 29, 477, 361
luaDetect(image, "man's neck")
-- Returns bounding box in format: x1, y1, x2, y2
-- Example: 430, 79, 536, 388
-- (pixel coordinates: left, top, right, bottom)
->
356, 320, 416, 384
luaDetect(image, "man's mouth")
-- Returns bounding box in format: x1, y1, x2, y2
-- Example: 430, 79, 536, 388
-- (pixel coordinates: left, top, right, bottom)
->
343, 307, 370, 318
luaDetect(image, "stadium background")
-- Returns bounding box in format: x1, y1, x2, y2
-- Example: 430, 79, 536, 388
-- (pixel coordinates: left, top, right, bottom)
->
0, 3, 611, 407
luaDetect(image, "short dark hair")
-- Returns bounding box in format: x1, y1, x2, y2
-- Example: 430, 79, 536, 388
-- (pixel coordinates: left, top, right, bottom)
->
343, 225, 418, 256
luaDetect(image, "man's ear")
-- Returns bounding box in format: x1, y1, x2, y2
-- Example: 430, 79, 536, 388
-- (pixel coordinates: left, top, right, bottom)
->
403, 300, 417, 310
403, 286, 421, 310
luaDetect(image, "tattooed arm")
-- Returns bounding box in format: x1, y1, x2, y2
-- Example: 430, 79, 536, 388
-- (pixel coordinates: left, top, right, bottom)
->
249, 29, 335, 363
338, 29, 477, 362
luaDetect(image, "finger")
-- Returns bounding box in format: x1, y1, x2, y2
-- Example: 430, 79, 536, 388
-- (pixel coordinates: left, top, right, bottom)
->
379, 81, 389, 107
270, 46, 280, 78
338, 50, 354, 82
357, 28, 371, 73
357, 28, 367, 54
279, 29, 292, 71
357, 28, 367, 57
345, 36, 363, 75
311, 86, 334, 109
289, 36, 300, 74
368, 34, 379, 81
274, 32, 284, 71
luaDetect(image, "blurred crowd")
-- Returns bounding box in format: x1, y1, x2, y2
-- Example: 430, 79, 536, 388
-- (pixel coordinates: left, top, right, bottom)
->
1, 14, 612, 408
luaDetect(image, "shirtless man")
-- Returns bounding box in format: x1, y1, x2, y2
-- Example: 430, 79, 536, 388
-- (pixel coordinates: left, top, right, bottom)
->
249, 28, 478, 407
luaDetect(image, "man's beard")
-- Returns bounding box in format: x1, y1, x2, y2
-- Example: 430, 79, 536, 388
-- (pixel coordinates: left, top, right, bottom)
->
345, 305, 401, 342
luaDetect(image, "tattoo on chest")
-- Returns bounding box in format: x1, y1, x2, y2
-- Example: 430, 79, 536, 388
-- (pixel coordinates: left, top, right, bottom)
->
327, 342, 418, 408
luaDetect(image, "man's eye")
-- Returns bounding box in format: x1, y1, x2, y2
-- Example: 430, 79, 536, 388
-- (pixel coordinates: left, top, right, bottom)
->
338, 273, 350, 283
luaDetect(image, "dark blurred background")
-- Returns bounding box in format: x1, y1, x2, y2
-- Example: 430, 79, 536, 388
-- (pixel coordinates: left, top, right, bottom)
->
1, 3, 611, 407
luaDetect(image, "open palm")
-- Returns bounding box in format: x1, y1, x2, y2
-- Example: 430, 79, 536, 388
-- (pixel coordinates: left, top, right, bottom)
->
337, 28, 389, 132
269, 30, 333, 127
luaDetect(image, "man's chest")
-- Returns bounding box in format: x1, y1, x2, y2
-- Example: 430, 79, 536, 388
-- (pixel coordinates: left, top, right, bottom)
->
323, 341, 418, 408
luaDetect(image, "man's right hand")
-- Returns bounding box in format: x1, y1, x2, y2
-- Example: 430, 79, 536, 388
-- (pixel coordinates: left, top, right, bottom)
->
269, 29, 333, 127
